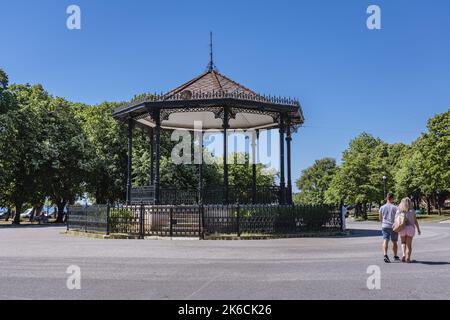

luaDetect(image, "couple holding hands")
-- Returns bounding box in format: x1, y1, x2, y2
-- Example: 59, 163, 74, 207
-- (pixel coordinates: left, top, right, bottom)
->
380, 193, 421, 263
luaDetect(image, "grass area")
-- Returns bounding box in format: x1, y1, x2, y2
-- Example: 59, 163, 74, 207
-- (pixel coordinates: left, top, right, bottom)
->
416, 214, 450, 223
0, 218, 63, 226
353, 210, 450, 223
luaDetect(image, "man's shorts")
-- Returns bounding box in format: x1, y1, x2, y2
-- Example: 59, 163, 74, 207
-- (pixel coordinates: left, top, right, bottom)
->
382, 228, 398, 241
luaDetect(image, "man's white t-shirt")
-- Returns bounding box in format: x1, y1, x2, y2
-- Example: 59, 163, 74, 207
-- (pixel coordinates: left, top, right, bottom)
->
379, 203, 398, 229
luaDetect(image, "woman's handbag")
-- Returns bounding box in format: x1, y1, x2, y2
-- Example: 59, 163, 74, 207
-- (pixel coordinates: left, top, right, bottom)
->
393, 212, 408, 233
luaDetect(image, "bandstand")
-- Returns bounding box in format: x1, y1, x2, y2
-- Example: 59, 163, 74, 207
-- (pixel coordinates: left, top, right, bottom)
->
67, 53, 343, 239
113, 61, 304, 207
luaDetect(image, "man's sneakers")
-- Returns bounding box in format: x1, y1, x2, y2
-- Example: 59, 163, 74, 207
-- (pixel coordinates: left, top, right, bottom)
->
384, 255, 401, 263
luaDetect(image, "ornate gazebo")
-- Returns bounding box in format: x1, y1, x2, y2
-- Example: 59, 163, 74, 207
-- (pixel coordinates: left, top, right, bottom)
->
113, 58, 304, 206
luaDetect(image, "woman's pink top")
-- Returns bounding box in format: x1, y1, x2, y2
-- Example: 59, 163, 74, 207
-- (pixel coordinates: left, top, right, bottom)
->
397, 210, 416, 237
404, 210, 416, 226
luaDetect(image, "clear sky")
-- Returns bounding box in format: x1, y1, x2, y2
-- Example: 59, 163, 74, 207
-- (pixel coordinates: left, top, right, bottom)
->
1, 0, 449, 191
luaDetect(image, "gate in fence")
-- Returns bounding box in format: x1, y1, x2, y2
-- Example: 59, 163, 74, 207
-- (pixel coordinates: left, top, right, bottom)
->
108, 204, 201, 238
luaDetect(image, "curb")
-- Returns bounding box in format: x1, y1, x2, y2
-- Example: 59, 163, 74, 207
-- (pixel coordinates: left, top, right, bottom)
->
204, 231, 350, 240
64, 230, 350, 240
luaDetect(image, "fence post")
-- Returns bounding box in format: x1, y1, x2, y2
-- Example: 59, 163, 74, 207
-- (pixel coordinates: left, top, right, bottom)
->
139, 202, 144, 239
236, 203, 241, 238
339, 201, 345, 232
85, 206, 88, 233
106, 204, 110, 236
198, 204, 203, 240
169, 207, 174, 238
66, 207, 70, 232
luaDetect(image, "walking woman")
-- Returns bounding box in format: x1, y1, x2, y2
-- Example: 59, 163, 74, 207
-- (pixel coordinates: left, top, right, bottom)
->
397, 198, 421, 263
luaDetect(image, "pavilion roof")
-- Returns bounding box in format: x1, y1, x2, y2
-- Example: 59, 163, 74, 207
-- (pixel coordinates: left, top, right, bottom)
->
113, 69, 304, 130
164, 69, 262, 99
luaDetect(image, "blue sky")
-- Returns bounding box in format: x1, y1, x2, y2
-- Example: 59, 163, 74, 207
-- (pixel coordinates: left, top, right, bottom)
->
1, 0, 449, 190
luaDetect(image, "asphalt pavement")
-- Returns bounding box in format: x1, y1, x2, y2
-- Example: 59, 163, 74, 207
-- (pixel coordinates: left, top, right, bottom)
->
1, 221, 449, 300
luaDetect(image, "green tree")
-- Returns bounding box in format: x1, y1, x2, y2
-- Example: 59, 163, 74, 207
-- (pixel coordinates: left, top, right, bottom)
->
326, 133, 383, 218
422, 109, 450, 213
0, 68, 14, 114
368, 142, 408, 203
76, 102, 128, 204
294, 158, 337, 205
394, 143, 422, 208
43, 97, 90, 222
227, 152, 276, 188
0, 83, 49, 224
0, 70, 13, 214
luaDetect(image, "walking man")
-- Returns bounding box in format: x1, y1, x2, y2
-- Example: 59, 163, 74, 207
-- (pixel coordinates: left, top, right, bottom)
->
379, 193, 400, 263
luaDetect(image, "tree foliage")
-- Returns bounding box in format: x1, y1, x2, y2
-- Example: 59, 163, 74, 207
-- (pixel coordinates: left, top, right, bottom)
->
325, 133, 383, 215
294, 158, 337, 205
394, 109, 450, 213
76, 102, 128, 204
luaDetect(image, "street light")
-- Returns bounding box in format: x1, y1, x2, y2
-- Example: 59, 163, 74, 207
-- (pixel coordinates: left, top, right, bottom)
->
382, 176, 387, 199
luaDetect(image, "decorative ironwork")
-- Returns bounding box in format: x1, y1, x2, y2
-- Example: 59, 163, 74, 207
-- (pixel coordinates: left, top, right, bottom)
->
230, 107, 279, 122
160, 106, 225, 122
130, 186, 282, 205
131, 186, 156, 203
116, 90, 301, 115
154, 105, 282, 123
68, 204, 343, 239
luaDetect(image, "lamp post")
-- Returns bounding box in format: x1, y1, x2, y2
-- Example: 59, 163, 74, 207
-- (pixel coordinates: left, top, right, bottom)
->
382, 176, 387, 199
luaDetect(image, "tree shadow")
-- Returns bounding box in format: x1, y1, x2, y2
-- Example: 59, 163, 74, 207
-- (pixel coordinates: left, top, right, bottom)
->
346, 229, 381, 238
0, 223, 66, 229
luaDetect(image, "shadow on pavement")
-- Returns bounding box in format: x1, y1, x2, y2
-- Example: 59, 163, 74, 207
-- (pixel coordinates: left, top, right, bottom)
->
0, 223, 66, 229
413, 261, 450, 265
346, 229, 381, 238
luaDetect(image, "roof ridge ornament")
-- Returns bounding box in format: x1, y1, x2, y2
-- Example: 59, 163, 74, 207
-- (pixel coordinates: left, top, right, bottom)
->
206, 31, 217, 72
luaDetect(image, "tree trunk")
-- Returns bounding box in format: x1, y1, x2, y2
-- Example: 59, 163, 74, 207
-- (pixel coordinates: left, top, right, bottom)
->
413, 198, 418, 210
55, 201, 66, 223
426, 196, 432, 214
31, 205, 44, 222
13, 202, 22, 225
436, 195, 442, 216
355, 203, 362, 219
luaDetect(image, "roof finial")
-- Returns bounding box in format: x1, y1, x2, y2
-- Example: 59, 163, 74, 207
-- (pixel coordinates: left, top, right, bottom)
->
207, 31, 216, 72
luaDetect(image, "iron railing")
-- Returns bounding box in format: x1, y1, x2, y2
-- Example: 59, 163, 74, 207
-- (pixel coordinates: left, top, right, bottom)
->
131, 185, 282, 205
66, 205, 109, 234
121, 90, 301, 112
130, 186, 155, 203
67, 204, 343, 239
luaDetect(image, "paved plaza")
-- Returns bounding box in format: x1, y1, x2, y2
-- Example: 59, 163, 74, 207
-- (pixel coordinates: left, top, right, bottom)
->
1, 222, 449, 300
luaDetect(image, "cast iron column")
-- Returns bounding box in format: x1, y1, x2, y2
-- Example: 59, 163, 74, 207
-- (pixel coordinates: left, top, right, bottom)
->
223, 107, 229, 204
251, 130, 258, 204
126, 118, 134, 205
279, 114, 286, 205
286, 118, 293, 205
149, 127, 154, 185
198, 131, 204, 205
154, 110, 161, 204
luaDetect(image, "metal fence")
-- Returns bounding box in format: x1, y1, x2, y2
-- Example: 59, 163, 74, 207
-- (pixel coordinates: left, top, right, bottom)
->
67, 204, 343, 238
66, 205, 108, 233
202, 204, 342, 236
